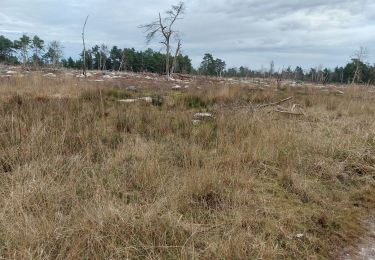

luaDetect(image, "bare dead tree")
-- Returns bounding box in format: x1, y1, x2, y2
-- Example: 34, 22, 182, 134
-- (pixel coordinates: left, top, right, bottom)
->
170, 39, 181, 77
276, 69, 283, 89
119, 49, 127, 72
99, 44, 108, 71
45, 41, 63, 68
139, 2, 185, 80
351, 47, 367, 84
82, 15, 89, 77
317, 65, 323, 83
269, 60, 274, 78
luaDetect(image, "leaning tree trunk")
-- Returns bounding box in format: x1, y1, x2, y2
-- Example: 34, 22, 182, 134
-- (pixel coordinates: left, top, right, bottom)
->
170, 40, 181, 78
352, 61, 360, 84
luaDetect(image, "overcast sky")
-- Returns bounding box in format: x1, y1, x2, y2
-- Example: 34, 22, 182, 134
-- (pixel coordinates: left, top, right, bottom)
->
1, 0, 375, 70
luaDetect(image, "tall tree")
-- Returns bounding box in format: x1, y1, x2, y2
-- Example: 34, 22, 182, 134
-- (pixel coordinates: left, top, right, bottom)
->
14, 34, 31, 66
31, 35, 44, 67
109, 46, 123, 71
199, 53, 218, 76
269, 61, 275, 78
294, 66, 304, 80
100, 44, 109, 70
91, 45, 100, 69
44, 41, 63, 68
140, 1, 185, 80
351, 47, 367, 84
178, 54, 192, 74
215, 58, 226, 77
0, 35, 15, 63
118, 48, 128, 72
66, 57, 76, 68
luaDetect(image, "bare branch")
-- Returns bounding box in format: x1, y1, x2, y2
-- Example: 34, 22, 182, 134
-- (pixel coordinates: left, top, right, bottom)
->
166, 2, 185, 29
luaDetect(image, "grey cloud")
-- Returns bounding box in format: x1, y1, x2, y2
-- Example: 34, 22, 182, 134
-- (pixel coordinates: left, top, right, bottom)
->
0, 0, 374, 69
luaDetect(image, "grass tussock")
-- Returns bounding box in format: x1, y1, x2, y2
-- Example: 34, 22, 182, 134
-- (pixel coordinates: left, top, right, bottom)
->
0, 74, 374, 259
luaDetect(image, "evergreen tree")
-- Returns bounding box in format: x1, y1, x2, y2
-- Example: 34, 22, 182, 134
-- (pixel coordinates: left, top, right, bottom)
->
44, 41, 63, 67
0, 35, 16, 63
14, 34, 31, 66
31, 35, 45, 66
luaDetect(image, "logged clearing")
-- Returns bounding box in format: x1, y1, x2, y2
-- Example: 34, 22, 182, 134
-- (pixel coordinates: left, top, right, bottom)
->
0, 70, 374, 259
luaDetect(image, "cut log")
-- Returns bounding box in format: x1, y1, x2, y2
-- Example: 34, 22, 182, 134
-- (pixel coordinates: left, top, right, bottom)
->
258, 97, 293, 109
274, 109, 304, 116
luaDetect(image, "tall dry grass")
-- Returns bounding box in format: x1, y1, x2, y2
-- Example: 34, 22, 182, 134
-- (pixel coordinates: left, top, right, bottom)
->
0, 74, 374, 259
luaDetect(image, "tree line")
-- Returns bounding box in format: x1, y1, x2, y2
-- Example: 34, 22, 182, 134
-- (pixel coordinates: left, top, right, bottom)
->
222, 61, 375, 85
63, 46, 192, 74
201, 50, 375, 85
1, 33, 374, 85
1, 24, 375, 85
0, 34, 63, 67
0, 34, 192, 74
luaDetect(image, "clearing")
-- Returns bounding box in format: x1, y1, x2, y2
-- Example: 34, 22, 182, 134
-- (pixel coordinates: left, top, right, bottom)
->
0, 68, 374, 259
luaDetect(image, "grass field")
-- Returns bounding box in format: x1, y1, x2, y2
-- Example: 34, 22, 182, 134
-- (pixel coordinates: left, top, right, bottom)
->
0, 73, 374, 259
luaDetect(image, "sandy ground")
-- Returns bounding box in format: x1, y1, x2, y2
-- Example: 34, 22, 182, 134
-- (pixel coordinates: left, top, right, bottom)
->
344, 218, 375, 260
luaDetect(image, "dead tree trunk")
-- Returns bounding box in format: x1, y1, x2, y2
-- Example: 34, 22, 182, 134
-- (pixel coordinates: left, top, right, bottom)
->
99, 52, 102, 70
170, 40, 181, 77
118, 50, 126, 72
82, 15, 89, 77
158, 13, 172, 80
351, 47, 367, 84
352, 60, 361, 84
165, 43, 171, 79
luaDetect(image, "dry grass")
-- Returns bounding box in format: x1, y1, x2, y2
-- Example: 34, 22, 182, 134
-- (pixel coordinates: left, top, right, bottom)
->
0, 74, 374, 259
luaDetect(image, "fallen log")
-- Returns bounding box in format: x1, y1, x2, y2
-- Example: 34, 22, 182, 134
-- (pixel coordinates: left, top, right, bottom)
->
258, 96, 293, 109
274, 109, 304, 116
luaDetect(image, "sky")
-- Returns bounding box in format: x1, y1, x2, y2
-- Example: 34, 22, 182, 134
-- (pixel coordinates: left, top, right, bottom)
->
1, 0, 375, 70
